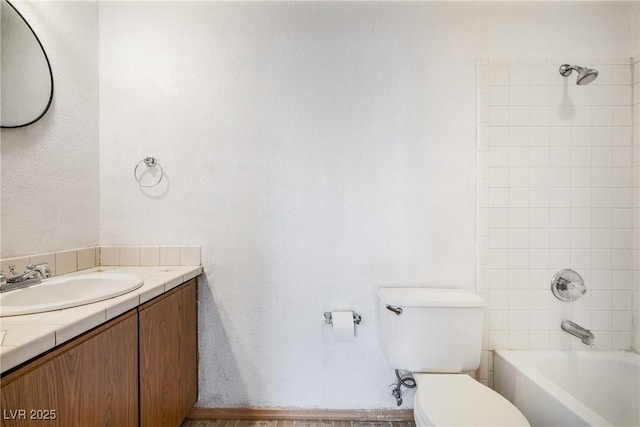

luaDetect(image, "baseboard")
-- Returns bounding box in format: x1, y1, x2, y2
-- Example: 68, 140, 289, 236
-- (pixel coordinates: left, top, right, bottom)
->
187, 407, 414, 421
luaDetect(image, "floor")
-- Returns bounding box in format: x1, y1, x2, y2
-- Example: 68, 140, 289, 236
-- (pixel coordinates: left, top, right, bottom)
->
182, 420, 416, 427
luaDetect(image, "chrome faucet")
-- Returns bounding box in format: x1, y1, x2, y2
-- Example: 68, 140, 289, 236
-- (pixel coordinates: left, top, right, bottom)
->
0, 262, 52, 293
561, 320, 594, 346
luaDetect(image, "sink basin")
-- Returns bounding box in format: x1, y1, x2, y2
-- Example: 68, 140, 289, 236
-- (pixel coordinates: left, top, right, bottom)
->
0, 273, 144, 317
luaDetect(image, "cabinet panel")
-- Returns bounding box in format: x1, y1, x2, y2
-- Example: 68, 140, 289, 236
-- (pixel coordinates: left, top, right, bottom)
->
0, 311, 138, 427
139, 279, 197, 427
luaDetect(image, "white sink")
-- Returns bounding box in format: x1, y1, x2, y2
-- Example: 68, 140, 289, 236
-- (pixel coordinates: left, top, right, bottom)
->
0, 273, 144, 317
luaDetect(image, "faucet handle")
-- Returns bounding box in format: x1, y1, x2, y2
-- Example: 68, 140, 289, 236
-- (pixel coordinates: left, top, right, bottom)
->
8, 265, 17, 276
27, 262, 48, 269
0, 271, 6, 287
27, 262, 52, 278
551, 269, 586, 302
569, 281, 587, 295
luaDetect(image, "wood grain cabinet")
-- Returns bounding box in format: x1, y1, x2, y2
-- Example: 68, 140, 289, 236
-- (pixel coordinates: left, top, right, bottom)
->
139, 279, 197, 427
0, 311, 139, 427
0, 279, 197, 427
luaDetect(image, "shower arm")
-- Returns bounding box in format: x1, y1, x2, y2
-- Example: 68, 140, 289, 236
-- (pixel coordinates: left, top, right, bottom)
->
559, 64, 583, 77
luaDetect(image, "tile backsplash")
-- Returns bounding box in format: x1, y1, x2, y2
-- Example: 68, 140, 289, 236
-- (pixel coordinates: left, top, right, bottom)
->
99, 246, 200, 267
0, 246, 201, 277
477, 57, 635, 386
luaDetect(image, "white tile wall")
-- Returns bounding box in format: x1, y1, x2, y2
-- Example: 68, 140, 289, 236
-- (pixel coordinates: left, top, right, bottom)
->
478, 58, 635, 386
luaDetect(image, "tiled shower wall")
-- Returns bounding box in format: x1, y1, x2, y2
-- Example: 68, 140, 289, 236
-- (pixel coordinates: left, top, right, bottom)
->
476, 58, 635, 386
633, 57, 640, 352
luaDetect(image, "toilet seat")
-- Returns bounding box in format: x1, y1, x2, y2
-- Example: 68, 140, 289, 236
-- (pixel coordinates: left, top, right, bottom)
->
413, 374, 530, 427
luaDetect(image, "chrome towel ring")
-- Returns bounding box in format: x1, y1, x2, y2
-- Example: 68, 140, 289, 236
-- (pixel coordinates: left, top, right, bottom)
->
134, 156, 164, 187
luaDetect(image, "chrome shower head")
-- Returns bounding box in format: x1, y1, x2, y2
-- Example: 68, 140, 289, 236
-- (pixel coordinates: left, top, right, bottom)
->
559, 64, 599, 85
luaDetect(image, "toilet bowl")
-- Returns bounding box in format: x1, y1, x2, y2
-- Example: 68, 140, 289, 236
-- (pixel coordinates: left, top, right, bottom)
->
378, 287, 530, 427
413, 374, 529, 427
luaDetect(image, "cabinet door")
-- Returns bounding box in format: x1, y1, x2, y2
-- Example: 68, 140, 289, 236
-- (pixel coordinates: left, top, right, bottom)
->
139, 279, 197, 427
0, 311, 138, 427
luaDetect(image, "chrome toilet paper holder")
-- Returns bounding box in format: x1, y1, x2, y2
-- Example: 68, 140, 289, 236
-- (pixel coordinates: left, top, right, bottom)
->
323, 311, 362, 325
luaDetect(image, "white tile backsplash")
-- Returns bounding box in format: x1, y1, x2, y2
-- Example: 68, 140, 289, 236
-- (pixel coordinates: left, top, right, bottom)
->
180, 247, 201, 266
55, 250, 77, 276
100, 247, 120, 266
119, 247, 140, 266
0, 245, 201, 278
77, 247, 96, 271
139, 246, 160, 266
160, 246, 181, 266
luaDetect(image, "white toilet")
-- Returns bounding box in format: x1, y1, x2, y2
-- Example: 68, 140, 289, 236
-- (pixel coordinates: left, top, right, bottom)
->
378, 287, 530, 427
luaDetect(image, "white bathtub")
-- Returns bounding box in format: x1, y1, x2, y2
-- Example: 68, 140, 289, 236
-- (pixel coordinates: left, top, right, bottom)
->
494, 350, 640, 427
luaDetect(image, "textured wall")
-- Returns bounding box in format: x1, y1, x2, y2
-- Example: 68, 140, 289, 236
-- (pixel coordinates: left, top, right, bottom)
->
1, 0, 99, 257
633, 4, 640, 352
633, 58, 639, 352
98, 1, 637, 409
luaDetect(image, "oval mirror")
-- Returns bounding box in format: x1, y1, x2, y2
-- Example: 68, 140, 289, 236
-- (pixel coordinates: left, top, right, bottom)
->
1, 0, 53, 128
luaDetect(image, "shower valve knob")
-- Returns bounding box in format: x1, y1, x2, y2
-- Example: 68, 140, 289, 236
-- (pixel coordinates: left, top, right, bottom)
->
551, 269, 586, 302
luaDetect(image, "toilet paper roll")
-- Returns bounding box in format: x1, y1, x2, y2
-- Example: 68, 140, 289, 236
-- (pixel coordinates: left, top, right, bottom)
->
331, 311, 355, 342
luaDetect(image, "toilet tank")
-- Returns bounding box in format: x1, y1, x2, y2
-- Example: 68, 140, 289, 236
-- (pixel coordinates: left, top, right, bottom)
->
378, 287, 484, 373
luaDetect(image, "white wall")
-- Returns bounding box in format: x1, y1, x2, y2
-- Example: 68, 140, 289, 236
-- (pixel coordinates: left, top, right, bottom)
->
1, 0, 99, 258
633, 6, 640, 352
633, 57, 639, 352
98, 1, 638, 410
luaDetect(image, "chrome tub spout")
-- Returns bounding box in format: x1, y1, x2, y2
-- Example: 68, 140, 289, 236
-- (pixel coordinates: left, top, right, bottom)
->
561, 320, 594, 346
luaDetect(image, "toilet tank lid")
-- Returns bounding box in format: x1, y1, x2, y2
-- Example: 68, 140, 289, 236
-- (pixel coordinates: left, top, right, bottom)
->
378, 287, 484, 308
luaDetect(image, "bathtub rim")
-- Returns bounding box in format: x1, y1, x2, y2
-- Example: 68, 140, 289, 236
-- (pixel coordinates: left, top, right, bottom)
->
494, 350, 640, 427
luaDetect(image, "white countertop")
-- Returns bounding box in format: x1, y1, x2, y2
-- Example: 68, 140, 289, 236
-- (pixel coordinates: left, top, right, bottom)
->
0, 265, 202, 374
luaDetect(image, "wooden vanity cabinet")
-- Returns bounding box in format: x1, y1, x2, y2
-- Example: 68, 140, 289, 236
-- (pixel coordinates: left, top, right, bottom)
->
0, 278, 198, 427
0, 310, 139, 427
139, 279, 197, 427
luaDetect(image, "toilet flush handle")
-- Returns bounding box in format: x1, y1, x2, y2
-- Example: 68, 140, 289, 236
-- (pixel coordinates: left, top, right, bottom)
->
386, 305, 403, 315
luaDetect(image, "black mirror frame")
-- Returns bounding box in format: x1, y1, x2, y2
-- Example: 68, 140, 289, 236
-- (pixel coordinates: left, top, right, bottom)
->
1, 0, 54, 129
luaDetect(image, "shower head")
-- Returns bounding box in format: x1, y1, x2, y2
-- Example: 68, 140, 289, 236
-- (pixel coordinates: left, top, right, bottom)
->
559, 64, 599, 85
